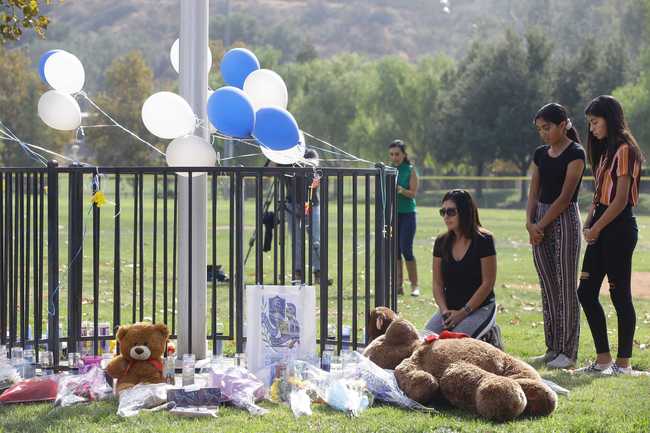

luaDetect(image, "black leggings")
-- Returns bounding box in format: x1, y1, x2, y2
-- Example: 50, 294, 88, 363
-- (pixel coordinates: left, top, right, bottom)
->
577, 205, 638, 358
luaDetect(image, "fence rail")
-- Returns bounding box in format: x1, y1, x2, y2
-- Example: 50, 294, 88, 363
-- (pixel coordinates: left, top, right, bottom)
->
0, 162, 398, 367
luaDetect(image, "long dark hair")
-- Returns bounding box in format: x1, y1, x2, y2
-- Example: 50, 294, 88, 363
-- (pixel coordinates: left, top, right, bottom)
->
584, 95, 644, 171
438, 189, 488, 262
534, 102, 581, 144
389, 139, 410, 164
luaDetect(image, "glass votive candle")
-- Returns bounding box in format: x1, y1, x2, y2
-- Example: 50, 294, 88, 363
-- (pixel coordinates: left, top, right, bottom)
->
182, 354, 196, 386
40, 351, 54, 375
68, 352, 82, 374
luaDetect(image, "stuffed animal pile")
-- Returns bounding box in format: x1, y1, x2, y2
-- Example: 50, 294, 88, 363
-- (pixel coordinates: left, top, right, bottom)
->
363, 308, 556, 421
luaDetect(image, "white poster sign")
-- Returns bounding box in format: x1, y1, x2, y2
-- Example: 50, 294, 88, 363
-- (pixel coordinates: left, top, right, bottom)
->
245, 285, 316, 382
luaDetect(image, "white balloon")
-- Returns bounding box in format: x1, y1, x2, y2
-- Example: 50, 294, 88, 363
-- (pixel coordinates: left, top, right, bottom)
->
166, 135, 217, 176
43, 51, 85, 94
170, 38, 213, 74
243, 69, 289, 111
260, 130, 306, 165
38, 90, 82, 131
141, 92, 196, 139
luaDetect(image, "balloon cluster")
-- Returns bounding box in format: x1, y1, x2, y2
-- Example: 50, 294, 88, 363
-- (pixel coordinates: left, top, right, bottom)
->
37, 50, 85, 131
143, 44, 303, 169
209, 48, 304, 165
36, 43, 305, 170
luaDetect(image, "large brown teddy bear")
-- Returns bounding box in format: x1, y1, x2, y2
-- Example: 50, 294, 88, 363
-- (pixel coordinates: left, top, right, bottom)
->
106, 322, 169, 394
364, 316, 420, 369
363, 308, 557, 421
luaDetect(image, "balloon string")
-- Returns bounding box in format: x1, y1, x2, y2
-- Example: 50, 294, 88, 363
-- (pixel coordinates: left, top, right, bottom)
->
302, 131, 374, 165
77, 92, 166, 157
220, 152, 264, 161
25, 142, 85, 165
1, 121, 48, 166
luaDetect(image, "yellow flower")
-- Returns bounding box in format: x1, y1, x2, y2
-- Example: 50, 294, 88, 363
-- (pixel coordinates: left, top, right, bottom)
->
90, 191, 108, 208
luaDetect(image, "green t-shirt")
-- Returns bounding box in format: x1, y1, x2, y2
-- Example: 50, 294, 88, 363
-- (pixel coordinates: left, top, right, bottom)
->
396, 162, 417, 213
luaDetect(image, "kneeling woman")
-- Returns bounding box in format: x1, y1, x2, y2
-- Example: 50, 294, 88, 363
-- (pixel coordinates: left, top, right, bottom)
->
425, 190, 497, 339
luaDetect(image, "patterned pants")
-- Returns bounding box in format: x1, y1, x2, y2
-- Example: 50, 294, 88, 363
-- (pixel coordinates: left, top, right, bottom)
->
532, 202, 581, 360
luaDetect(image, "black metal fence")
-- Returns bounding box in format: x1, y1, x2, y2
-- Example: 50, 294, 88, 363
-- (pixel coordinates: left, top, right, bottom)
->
0, 161, 398, 367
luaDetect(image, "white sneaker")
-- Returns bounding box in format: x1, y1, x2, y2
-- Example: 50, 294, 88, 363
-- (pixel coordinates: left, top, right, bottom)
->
607, 364, 650, 376
546, 353, 575, 369
573, 361, 613, 375
411, 286, 420, 297
610, 364, 633, 376
530, 351, 558, 364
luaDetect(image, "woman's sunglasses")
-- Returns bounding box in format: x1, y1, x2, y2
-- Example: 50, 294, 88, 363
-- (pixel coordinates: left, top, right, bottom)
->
439, 207, 458, 217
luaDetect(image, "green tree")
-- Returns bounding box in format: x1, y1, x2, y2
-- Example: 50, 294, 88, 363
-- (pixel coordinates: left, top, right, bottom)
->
0, 45, 68, 166
496, 28, 553, 201
0, 0, 57, 44
438, 29, 553, 200
613, 0, 650, 156
86, 51, 163, 166
551, 36, 630, 138
284, 54, 374, 161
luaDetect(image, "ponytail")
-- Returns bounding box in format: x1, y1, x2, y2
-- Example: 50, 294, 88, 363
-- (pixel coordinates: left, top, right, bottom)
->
567, 126, 581, 144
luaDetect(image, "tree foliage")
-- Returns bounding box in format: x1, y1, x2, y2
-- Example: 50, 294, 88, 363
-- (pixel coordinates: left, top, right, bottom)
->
613, 0, 650, 157
0, 45, 68, 166
85, 51, 162, 166
0, 0, 58, 44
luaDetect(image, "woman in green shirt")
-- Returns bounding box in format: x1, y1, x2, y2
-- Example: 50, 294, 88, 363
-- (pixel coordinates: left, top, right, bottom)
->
389, 140, 420, 296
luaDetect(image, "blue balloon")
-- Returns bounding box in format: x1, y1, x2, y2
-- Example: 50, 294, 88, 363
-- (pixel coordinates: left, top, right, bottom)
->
207, 86, 255, 138
220, 48, 260, 89
253, 107, 300, 151
38, 49, 61, 85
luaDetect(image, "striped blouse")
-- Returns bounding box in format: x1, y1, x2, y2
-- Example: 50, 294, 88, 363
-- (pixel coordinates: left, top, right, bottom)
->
593, 144, 641, 207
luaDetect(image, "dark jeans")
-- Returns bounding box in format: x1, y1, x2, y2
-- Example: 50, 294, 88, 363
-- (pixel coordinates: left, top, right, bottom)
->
397, 212, 416, 261
577, 205, 638, 358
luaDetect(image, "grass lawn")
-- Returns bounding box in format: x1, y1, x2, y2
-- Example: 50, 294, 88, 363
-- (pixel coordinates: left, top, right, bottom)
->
1, 192, 649, 432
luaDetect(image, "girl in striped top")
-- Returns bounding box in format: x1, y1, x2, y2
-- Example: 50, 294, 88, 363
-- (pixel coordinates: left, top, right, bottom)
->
576, 95, 644, 375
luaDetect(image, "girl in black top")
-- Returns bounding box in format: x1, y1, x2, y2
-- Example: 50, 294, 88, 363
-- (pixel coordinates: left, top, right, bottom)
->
425, 190, 498, 340
527, 103, 585, 369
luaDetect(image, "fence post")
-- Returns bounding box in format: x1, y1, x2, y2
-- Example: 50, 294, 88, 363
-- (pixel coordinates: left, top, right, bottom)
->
374, 164, 387, 307
234, 172, 244, 354
46, 161, 60, 366
385, 169, 398, 313
67, 162, 84, 357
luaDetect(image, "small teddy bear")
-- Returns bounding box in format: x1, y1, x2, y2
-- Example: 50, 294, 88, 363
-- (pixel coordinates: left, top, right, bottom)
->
106, 322, 169, 394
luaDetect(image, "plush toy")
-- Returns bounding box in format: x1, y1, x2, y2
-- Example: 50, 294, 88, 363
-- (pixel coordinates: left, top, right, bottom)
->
363, 317, 420, 369
106, 322, 170, 394
363, 308, 557, 421
367, 306, 398, 342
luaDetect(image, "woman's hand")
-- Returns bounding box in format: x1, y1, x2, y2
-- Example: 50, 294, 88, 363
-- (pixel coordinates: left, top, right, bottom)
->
526, 222, 544, 245
584, 226, 601, 244
396, 185, 405, 195
443, 309, 468, 329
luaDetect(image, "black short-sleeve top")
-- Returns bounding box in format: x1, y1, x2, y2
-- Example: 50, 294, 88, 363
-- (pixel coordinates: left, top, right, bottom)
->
433, 232, 496, 310
533, 142, 586, 204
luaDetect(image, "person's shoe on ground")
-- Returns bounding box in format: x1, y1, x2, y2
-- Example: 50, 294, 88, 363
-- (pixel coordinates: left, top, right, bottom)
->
546, 353, 575, 369
530, 350, 558, 364
573, 361, 613, 375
